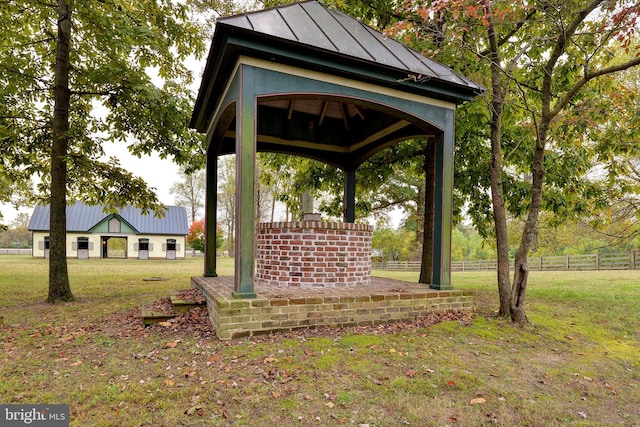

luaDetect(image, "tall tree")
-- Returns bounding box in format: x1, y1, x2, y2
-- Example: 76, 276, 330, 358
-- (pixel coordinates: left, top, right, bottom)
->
49, 0, 73, 302
171, 168, 206, 225
171, 167, 205, 256
394, 0, 640, 323
255, 154, 279, 222
0, 0, 207, 302
217, 155, 236, 256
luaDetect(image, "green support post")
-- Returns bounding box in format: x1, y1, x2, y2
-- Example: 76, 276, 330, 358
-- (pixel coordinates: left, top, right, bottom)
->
204, 149, 218, 277
431, 131, 453, 290
233, 65, 257, 298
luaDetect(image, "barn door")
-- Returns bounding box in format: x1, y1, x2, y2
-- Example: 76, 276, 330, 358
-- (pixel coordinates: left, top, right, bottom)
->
165, 239, 176, 260
76, 237, 89, 259
138, 238, 149, 260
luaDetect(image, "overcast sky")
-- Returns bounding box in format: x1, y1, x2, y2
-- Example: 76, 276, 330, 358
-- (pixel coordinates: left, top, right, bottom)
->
0, 151, 181, 225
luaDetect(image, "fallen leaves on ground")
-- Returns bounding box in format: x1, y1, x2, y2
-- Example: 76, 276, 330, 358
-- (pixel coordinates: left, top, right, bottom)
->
147, 306, 216, 338
145, 297, 173, 314
184, 405, 204, 416
173, 289, 206, 304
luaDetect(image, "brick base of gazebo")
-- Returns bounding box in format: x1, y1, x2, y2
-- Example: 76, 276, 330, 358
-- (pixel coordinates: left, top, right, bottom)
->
192, 276, 474, 340
256, 221, 373, 288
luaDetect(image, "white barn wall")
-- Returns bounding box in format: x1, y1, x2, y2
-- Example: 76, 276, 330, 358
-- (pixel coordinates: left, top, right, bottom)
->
32, 231, 47, 258
31, 231, 186, 259
128, 235, 186, 260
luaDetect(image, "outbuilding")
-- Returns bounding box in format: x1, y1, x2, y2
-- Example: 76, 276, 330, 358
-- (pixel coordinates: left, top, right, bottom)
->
188, 0, 482, 338
190, 0, 483, 297
28, 202, 188, 260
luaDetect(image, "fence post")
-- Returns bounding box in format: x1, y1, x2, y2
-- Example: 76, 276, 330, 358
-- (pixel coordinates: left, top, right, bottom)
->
596, 253, 600, 270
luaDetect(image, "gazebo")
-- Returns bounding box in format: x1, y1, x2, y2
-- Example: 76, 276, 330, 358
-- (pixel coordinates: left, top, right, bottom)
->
189, 1, 482, 339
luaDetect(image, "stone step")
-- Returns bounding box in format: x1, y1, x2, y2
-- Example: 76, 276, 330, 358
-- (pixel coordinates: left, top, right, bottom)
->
142, 293, 206, 325
141, 305, 176, 326
169, 294, 206, 314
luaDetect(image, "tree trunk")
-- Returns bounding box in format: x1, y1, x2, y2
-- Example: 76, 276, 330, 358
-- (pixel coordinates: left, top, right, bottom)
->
270, 188, 276, 222
490, 143, 511, 318
419, 140, 435, 284
486, 19, 511, 317
510, 255, 529, 324
48, 0, 73, 303
509, 125, 547, 324
227, 222, 234, 257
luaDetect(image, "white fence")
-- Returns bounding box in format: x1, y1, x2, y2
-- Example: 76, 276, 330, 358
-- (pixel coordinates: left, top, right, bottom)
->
0, 248, 31, 255
373, 251, 640, 272
1, 248, 215, 257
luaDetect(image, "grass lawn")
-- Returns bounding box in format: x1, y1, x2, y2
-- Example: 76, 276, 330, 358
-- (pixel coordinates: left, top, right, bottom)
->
1, 255, 639, 426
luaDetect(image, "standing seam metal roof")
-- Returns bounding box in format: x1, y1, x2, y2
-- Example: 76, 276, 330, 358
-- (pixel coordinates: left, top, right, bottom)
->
216, 1, 482, 92
27, 203, 189, 235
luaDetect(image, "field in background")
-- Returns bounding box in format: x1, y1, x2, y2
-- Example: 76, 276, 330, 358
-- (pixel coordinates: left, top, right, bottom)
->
1, 256, 639, 426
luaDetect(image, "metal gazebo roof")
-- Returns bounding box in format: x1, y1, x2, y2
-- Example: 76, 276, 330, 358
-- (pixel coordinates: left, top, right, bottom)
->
191, 0, 483, 136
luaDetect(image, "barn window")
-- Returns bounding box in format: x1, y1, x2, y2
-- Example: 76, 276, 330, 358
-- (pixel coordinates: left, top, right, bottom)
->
166, 239, 177, 251
108, 217, 121, 233
138, 238, 149, 251
77, 237, 89, 250
44, 236, 50, 249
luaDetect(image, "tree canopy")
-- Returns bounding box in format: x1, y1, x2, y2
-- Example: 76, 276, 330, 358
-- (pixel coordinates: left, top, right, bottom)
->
0, 0, 209, 301
171, 168, 205, 224
387, 0, 640, 323
1, 0, 206, 208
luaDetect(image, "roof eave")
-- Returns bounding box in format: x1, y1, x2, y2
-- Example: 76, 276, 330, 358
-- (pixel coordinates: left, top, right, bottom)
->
190, 26, 231, 131
191, 27, 484, 131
